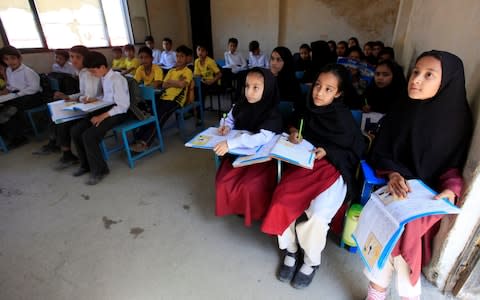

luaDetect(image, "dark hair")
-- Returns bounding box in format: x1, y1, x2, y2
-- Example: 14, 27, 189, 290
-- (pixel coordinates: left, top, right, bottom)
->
138, 46, 153, 57
299, 43, 311, 51
144, 35, 154, 43
70, 45, 89, 58
124, 44, 135, 52
327, 40, 336, 47
112, 47, 122, 53
348, 37, 360, 47
338, 41, 348, 48
316, 63, 349, 94
1, 45, 21, 58
176, 45, 191, 56
54, 49, 69, 60
378, 47, 395, 61
196, 43, 207, 51
228, 38, 238, 46
249, 40, 260, 52
163, 37, 172, 44
365, 41, 375, 48
374, 41, 384, 48
346, 46, 365, 60
84, 51, 108, 68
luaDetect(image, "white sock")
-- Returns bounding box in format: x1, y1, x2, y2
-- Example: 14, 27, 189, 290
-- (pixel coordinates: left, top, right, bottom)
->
283, 253, 296, 267
299, 263, 314, 275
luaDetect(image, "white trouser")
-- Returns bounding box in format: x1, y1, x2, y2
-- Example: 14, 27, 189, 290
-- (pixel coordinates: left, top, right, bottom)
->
364, 255, 421, 297
278, 176, 346, 266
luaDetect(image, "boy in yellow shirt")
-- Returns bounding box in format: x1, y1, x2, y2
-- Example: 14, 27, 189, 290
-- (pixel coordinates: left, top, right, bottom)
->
111, 47, 126, 71
121, 44, 140, 75
194, 44, 222, 87
134, 46, 164, 89
131, 45, 193, 152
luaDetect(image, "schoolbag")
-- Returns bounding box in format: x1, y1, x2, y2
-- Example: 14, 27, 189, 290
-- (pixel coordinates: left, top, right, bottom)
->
125, 76, 150, 120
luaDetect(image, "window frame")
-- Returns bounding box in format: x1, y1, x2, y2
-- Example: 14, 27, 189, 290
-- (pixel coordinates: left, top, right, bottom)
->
0, 0, 134, 52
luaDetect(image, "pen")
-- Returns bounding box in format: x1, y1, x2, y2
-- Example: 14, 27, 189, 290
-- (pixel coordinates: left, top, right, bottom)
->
298, 118, 304, 140
222, 113, 227, 128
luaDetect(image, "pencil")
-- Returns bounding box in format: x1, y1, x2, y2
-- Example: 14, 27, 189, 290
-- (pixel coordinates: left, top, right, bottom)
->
298, 118, 304, 140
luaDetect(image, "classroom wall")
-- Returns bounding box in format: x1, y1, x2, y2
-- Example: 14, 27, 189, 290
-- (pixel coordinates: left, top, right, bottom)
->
391, 0, 480, 291
210, 0, 400, 60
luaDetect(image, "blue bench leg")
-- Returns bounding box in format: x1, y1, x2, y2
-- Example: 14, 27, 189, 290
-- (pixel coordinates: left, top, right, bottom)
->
0, 135, 8, 153
121, 129, 135, 169
360, 182, 375, 206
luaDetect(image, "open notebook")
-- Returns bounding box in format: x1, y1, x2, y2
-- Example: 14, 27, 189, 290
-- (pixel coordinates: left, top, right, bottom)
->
352, 179, 460, 271
48, 100, 111, 124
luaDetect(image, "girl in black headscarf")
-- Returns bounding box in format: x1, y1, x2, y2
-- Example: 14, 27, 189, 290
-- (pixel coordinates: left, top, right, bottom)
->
270, 46, 302, 103
215, 67, 283, 227
262, 64, 365, 289
364, 51, 472, 300
363, 59, 407, 114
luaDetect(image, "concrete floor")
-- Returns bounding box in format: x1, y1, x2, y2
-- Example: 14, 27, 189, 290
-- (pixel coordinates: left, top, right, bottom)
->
0, 111, 453, 300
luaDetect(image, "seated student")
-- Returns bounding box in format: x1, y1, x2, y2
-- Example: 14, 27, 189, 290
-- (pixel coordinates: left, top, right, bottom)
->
224, 37, 247, 74
52, 49, 76, 76
364, 41, 377, 65
159, 37, 176, 72
0, 45, 42, 148
364, 51, 472, 300
270, 46, 301, 103
348, 37, 360, 48
336, 41, 348, 57
194, 44, 222, 91
248, 40, 269, 69
377, 46, 395, 63
134, 46, 164, 89
130, 45, 193, 152
111, 47, 126, 71
261, 64, 365, 289
371, 41, 384, 59
53, 45, 103, 169
363, 60, 406, 114
310, 40, 337, 76
327, 40, 337, 56
70, 51, 129, 185
294, 44, 312, 73
214, 68, 282, 226
346, 46, 367, 96
122, 44, 140, 76
144, 35, 162, 65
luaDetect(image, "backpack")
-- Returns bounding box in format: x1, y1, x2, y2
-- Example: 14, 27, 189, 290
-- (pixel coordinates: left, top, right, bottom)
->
125, 76, 150, 120
39, 73, 54, 103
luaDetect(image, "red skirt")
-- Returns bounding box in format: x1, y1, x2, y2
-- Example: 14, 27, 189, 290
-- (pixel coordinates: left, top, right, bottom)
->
215, 157, 278, 226
261, 159, 341, 235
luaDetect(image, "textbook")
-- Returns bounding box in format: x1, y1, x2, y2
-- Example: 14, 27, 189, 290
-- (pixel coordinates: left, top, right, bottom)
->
232, 133, 315, 169
352, 179, 460, 271
0, 93, 18, 103
48, 100, 111, 124
184, 127, 260, 156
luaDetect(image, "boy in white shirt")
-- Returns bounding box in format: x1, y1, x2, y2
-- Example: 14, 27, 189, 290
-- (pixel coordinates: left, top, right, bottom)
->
224, 37, 247, 73
159, 37, 176, 71
70, 51, 129, 185
248, 40, 269, 69
0, 45, 42, 148
144, 35, 162, 66
52, 49, 76, 76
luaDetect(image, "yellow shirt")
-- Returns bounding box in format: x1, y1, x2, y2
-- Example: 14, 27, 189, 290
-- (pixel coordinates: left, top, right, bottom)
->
124, 57, 140, 74
134, 64, 164, 86
162, 66, 193, 107
194, 56, 220, 81
112, 58, 126, 70
0, 78, 5, 90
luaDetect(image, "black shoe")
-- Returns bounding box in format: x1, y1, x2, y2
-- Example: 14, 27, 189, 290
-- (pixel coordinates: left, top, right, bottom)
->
291, 264, 319, 289
73, 167, 89, 177
8, 136, 29, 149
54, 154, 79, 170
38, 140, 60, 154
277, 251, 299, 283
86, 173, 107, 185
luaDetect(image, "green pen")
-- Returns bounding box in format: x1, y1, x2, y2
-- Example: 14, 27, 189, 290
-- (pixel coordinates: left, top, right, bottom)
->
364, 97, 369, 106
298, 118, 304, 140
222, 113, 227, 128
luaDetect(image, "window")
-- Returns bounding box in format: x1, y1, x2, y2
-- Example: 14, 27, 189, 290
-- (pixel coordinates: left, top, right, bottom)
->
0, 0, 132, 49
0, 1, 44, 48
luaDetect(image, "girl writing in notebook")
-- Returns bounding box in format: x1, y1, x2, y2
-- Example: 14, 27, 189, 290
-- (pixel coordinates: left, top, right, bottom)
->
214, 67, 282, 226
261, 64, 365, 289
364, 51, 472, 300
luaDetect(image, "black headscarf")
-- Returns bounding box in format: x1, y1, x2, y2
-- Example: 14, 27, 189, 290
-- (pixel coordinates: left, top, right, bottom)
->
271, 46, 301, 102
370, 50, 473, 186
301, 64, 366, 198
310, 40, 337, 75
232, 67, 283, 134
363, 60, 407, 113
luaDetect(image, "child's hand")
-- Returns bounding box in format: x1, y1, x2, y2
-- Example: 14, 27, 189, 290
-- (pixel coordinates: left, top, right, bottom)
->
434, 189, 456, 204
213, 141, 229, 156
90, 113, 109, 127
288, 128, 302, 144
362, 105, 371, 113
53, 91, 68, 100
0, 89, 9, 96
313, 147, 326, 160
218, 125, 231, 136
387, 172, 411, 199
204, 79, 215, 85
82, 97, 98, 104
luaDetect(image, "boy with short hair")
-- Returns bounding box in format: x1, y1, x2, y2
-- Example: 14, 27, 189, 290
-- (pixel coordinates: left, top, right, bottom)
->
194, 44, 222, 87
111, 47, 126, 71
52, 49, 76, 76
70, 51, 130, 185
134, 46, 164, 89
144, 35, 162, 66
248, 40, 269, 69
0, 45, 42, 148
159, 37, 176, 71
224, 37, 247, 73
131, 45, 193, 152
